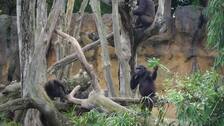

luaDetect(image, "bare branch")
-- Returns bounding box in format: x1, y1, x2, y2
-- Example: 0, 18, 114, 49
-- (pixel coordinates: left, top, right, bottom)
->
109, 97, 140, 104
67, 85, 83, 105
54, 30, 139, 114
55, 30, 102, 92
48, 32, 113, 74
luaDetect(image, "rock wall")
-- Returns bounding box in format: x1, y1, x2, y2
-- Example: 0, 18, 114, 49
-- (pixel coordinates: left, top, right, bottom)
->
64, 6, 215, 94
0, 6, 216, 96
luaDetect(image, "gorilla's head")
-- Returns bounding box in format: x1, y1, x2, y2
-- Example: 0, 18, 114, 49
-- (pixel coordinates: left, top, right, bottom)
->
134, 65, 148, 77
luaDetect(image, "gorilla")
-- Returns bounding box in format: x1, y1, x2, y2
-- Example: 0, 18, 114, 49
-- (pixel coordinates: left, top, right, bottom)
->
133, 0, 155, 30
130, 65, 158, 110
44, 79, 68, 102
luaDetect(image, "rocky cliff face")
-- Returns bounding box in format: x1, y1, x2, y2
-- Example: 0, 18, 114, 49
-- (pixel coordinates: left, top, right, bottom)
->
0, 6, 215, 95
0, 15, 19, 83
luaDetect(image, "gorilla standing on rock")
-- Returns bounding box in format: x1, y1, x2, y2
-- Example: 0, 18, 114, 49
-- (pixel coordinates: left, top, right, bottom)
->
130, 65, 158, 110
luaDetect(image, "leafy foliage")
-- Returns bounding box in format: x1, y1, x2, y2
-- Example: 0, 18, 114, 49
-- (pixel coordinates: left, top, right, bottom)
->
165, 70, 224, 126
207, 0, 224, 67
147, 57, 170, 73
0, 114, 21, 126
65, 108, 142, 126
147, 58, 224, 125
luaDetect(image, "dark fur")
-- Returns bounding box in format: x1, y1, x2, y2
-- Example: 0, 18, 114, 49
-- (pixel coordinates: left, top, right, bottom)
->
130, 65, 158, 110
44, 79, 67, 101
133, 0, 155, 30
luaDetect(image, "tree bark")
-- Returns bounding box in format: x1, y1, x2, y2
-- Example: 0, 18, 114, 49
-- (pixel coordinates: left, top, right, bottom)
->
90, 0, 116, 97
17, 0, 35, 91
61, 0, 76, 78
55, 30, 102, 92
17, 0, 71, 126
118, 2, 136, 76
73, 0, 89, 39
112, 0, 131, 97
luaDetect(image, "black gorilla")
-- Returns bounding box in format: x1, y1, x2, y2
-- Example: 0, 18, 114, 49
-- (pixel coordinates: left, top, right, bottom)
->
133, 0, 155, 30
44, 79, 68, 102
130, 65, 158, 110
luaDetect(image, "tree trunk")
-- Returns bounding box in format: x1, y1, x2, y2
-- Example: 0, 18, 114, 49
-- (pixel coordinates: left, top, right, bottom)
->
17, 0, 35, 92
112, 0, 131, 97
90, 0, 116, 97
61, 0, 76, 78
17, 0, 70, 126
73, 0, 89, 39
118, 3, 136, 76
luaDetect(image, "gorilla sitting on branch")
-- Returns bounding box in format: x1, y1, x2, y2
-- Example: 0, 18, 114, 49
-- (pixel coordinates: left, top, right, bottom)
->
133, 0, 155, 31
130, 65, 158, 110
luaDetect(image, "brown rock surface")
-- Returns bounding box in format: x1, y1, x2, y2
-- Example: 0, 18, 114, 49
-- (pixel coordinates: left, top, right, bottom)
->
0, 7, 215, 95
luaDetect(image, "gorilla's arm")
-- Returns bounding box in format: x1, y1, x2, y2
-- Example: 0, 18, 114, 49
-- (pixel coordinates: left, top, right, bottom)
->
151, 66, 158, 81
54, 80, 67, 97
130, 74, 140, 89
133, 0, 146, 16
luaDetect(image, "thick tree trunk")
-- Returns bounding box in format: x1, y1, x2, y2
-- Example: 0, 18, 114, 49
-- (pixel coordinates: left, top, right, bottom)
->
90, 0, 116, 97
118, 3, 136, 76
17, 0, 70, 126
17, 0, 35, 91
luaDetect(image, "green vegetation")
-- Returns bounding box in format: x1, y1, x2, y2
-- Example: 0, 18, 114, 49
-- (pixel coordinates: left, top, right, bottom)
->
165, 70, 224, 125
207, 0, 224, 67
147, 56, 224, 126
147, 58, 170, 73
147, 1, 224, 124
64, 108, 142, 126
0, 114, 21, 126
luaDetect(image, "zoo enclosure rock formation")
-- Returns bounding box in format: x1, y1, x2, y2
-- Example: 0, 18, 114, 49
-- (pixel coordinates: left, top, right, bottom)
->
0, 6, 216, 94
